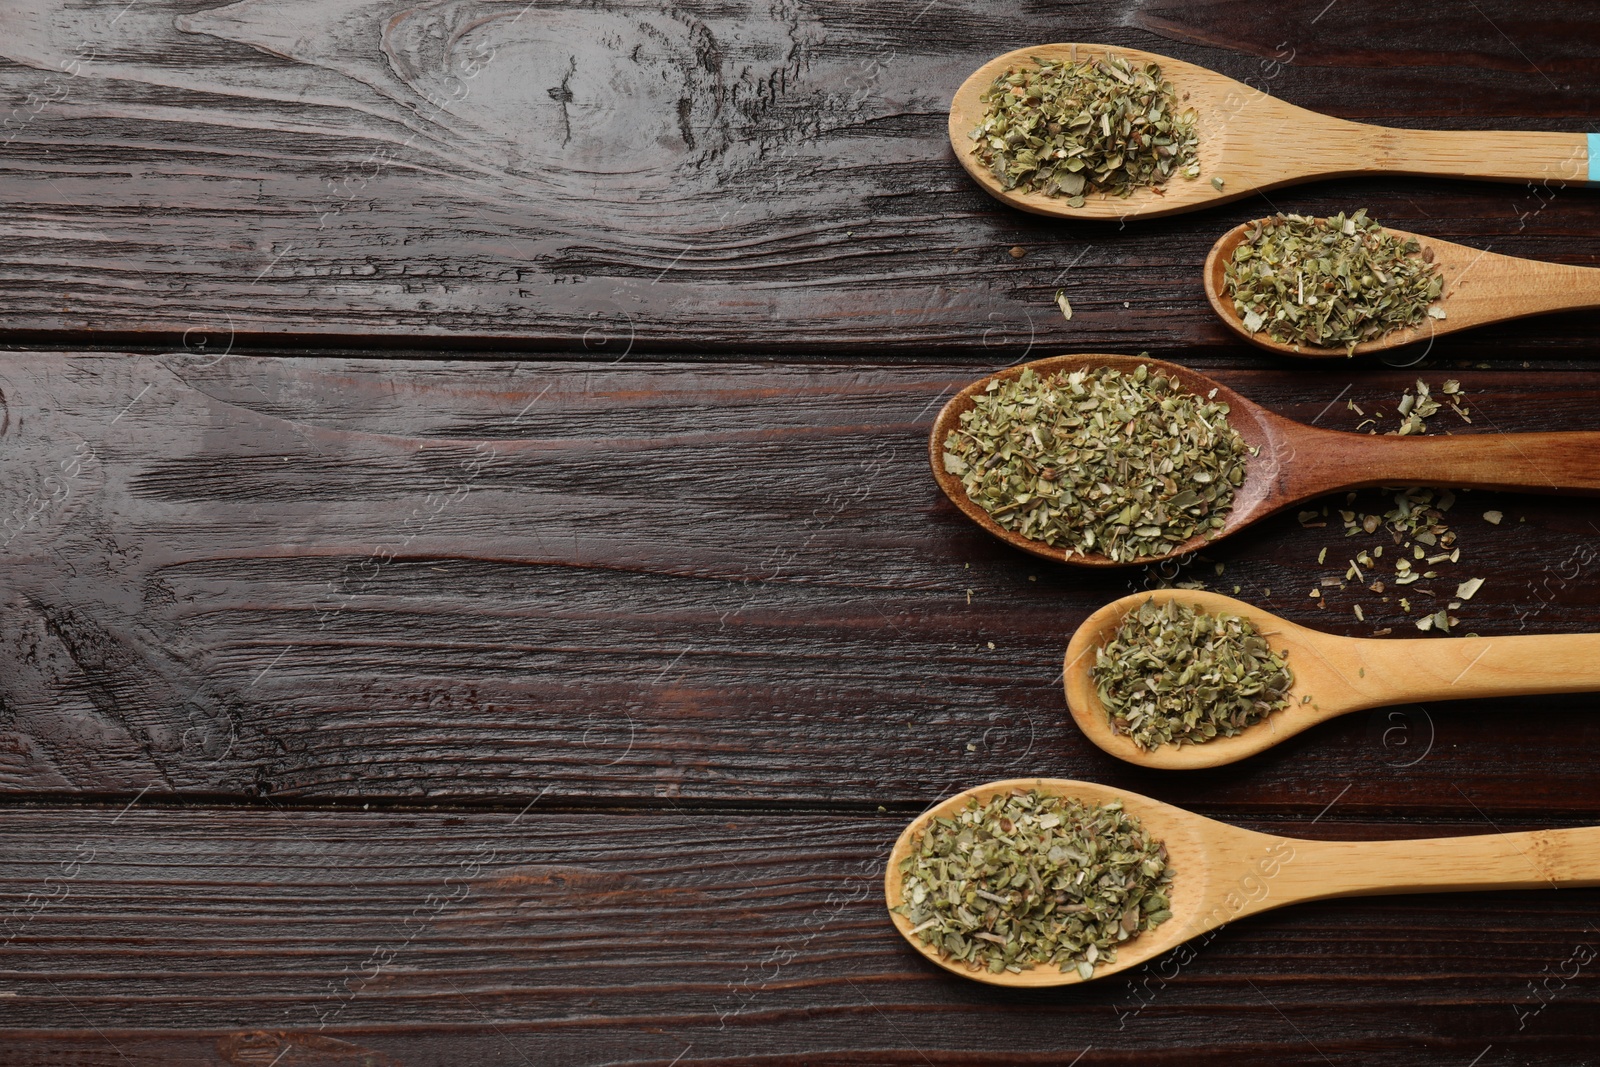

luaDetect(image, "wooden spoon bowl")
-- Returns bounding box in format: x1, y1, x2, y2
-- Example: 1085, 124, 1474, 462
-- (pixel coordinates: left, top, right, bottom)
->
886, 776, 1600, 986
950, 43, 1593, 222
1205, 218, 1600, 358
1064, 589, 1600, 769
930, 354, 1289, 568
886, 777, 1213, 988
930, 354, 1600, 567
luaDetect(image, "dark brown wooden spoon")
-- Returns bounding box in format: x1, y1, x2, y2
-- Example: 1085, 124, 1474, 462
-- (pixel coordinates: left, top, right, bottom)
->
930, 354, 1600, 567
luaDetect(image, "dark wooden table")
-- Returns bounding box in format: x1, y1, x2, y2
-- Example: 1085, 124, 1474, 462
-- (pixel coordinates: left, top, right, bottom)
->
3, 1, 1600, 1063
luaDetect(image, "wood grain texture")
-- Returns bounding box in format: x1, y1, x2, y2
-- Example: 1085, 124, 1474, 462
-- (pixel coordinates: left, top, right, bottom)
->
6, 353, 1600, 819
4, 3, 1600, 1062
0, 805, 1597, 1065
0, 0, 1599, 355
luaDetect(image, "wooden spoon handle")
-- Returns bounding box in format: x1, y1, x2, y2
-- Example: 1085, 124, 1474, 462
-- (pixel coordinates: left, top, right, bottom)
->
1467, 255, 1600, 317
1353, 126, 1592, 186
1297, 428, 1600, 496
1256, 827, 1600, 909
1338, 633, 1600, 705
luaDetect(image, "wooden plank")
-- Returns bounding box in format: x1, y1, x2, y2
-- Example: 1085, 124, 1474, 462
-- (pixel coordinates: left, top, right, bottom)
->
0, 1, 1598, 353
0, 805, 1596, 1064
5, 353, 1600, 814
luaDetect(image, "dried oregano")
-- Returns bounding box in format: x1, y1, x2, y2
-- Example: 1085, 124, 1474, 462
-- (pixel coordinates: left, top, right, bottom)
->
942, 363, 1250, 563
1094, 598, 1294, 750
895, 789, 1173, 977
1224, 210, 1445, 354
968, 53, 1200, 206
1301, 380, 1479, 635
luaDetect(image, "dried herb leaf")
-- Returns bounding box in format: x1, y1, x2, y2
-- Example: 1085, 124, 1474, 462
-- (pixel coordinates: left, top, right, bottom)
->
943, 364, 1251, 563
1223, 211, 1444, 355
1093, 598, 1295, 749
1304, 381, 1481, 634
1055, 288, 1074, 320
969, 54, 1200, 203
894, 789, 1173, 975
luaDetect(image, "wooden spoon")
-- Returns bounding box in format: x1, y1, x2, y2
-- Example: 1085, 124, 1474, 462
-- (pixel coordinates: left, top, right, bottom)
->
1205, 218, 1600, 358
950, 43, 1595, 222
886, 775, 1600, 987
930, 354, 1600, 567
1064, 589, 1600, 769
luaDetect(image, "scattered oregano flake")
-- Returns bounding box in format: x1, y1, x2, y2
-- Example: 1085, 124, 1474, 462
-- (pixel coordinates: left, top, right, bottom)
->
1224, 210, 1444, 354
969, 53, 1200, 206
1055, 288, 1074, 320
895, 789, 1173, 977
1302, 380, 1481, 632
1093, 598, 1294, 749
1390, 378, 1442, 436
943, 363, 1251, 563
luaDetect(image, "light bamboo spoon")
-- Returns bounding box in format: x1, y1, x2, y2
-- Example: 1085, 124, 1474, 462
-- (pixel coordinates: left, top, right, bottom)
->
886, 776, 1600, 987
951, 43, 1596, 221
1205, 218, 1600, 357
1064, 589, 1600, 769
931, 354, 1600, 567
